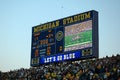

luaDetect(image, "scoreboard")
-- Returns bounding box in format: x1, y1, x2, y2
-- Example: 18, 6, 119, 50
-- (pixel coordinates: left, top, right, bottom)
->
31, 10, 98, 66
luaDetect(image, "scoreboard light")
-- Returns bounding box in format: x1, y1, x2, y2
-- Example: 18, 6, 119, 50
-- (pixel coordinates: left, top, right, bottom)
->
31, 10, 98, 66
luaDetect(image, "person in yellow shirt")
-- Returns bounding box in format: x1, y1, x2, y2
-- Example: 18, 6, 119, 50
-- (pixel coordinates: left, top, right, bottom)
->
51, 72, 56, 78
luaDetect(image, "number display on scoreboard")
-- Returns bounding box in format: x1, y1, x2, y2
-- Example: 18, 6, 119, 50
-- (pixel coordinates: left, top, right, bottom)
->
31, 10, 98, 66
32, 26, 64, 56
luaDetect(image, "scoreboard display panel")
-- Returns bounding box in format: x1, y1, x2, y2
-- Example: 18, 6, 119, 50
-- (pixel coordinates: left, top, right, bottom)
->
31, 10, 98, 66
65, 20, 92, 51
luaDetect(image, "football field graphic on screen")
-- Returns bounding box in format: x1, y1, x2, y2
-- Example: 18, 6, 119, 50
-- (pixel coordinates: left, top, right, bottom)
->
65, 20, 92, 51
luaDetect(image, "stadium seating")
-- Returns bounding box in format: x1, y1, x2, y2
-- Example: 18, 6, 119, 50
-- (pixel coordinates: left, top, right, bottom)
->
0, 54, 120, 80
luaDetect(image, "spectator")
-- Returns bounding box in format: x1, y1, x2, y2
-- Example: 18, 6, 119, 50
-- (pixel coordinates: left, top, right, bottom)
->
0, 54, 120, 80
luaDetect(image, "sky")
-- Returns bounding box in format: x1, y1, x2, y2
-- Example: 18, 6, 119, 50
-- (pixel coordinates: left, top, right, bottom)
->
0, 0, 120, 72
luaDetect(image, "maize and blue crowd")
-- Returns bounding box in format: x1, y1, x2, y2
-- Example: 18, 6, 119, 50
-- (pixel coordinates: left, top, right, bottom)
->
0, 54, 120, 80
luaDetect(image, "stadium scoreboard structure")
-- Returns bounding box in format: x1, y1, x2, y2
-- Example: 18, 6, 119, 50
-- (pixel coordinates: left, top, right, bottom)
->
31, 10, 98, 66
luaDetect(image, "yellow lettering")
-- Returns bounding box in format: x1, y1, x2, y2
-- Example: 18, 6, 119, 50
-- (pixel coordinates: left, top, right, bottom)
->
67, 18, 70, 24
81, 14, 85, 20
43, 24, 46, 30
70, 17, 73, 23
51, 22, 55, 28
74, 16, 78, 22
63, 19, 66, 25
56, 21, 59, 27
85, 12, 90, 19
77, 15, 81, 21
34, 27, 37, 33
48, 23, 51, 29
33, 11, 91, 33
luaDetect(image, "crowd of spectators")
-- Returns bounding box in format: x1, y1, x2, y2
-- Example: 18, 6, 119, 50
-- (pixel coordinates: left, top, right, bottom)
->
0, 54, 120, 80
65, 20, 92, 36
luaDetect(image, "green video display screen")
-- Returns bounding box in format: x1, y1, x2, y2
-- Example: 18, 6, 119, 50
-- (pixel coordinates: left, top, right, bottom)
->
65, 20, 92, 51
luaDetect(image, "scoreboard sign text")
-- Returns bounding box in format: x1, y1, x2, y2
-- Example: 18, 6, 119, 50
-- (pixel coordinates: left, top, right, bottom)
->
31, 10, 98, 66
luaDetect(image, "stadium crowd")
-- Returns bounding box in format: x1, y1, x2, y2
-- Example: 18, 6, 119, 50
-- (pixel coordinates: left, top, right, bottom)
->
0, 54, 120, 80
65, 20, 92, 36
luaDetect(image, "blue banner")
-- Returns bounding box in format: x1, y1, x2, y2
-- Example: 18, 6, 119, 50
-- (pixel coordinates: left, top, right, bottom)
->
40, 51, 81, 64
